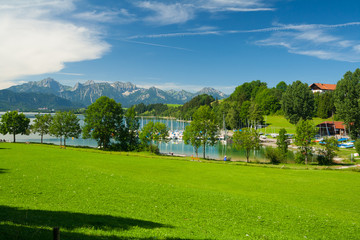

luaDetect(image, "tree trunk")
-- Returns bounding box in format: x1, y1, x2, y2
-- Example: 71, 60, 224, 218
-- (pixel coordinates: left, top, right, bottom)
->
13, 132, 16, 143
41, 134, 43, 144
246, 149, 250, 163
60, 137, 62, 146
64, 138, 66, 147
203, 142, 206, 159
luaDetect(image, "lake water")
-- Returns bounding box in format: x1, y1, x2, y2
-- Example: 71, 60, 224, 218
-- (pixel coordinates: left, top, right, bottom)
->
0, 112, 265, 161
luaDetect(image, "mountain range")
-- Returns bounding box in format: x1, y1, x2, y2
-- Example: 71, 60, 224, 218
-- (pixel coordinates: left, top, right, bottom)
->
4, 78, 228, 109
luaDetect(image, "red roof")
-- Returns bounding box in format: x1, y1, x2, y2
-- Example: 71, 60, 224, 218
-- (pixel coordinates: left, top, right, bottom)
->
310, 83, 336, 91
317, 121, 346, 130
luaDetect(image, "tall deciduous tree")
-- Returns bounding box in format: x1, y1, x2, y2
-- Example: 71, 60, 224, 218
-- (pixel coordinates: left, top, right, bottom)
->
276, 81, 288, 93
0, 111, 30, 142
49, 111, 81, 147
282, 81, 315, 124
83, 96, 124, 149
139, 121, 169, 148
294, 119, 318, 165
248, 102, 263, 128
184, 105, 218, 159
277, 128, 289, 154
32, 113, 53, 144
117, 106, 140, 151
317, 137, 338, 165
255, 88, 281, 115
239, 101, 251, 127
233, 128, 260, 163
183, 124, 202, 158
225, 107, 239, 130
334, 69, 360, 138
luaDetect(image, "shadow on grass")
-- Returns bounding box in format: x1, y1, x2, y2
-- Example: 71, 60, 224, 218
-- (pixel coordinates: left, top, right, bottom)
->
1, 224, 203, 240
0, 205, 191, 240
0, 168, 9, 174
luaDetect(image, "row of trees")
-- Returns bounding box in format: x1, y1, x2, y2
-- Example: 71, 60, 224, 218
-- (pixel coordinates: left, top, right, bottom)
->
0, 110, 81, 145
181, 104, 339, 165
131, 75, 344, 134
0, 96, 169, 152
1, 97, 339, 165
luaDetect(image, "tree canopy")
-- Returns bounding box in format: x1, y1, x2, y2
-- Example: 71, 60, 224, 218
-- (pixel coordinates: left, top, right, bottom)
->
334, 68, 360, 138
294, 119, 318, 165
183, 123, 202, 158
49, 111, 81, 146
83, 96, 124, 149
232, 128, 260, 163
32, 113, 52, 144
0, 111, 30, 142
116, 106, 140, 151
184, 105, 218, 159
282, 80, 315, 124
180, 94, 215, 119
139, 121, 169, 148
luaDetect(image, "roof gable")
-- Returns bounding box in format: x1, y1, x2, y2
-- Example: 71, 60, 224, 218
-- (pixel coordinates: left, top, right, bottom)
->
310, 83, 336, 91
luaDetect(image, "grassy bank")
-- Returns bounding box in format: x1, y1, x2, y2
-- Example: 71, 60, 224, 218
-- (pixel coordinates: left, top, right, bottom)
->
0, 143, 359, 239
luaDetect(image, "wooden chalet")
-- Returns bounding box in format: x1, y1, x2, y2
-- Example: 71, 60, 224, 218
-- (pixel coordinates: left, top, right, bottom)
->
316, 121, 346, 136
309, 83, 336, 93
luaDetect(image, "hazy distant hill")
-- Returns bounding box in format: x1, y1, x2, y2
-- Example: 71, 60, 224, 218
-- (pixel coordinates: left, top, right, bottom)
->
0, 89, 84, 111
7, 78, 228, 107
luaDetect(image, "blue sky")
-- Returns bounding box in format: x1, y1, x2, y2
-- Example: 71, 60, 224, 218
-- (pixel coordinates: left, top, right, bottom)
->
1, 0, 360, 93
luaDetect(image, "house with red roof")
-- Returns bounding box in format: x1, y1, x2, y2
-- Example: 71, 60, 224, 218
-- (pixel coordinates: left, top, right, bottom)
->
309, 83, 336, 93
316, 121, 347, 136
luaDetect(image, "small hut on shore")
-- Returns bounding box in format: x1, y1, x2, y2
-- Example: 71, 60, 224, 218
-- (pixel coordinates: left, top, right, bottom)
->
316, 121, 347, 136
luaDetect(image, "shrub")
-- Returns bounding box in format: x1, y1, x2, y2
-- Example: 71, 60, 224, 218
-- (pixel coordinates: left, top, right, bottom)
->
265, 147, 284, 164
295, 151, 306, 164
317, 137, 338, 165
148, 144, 160, 154
316, 154, 332, 165
355, 139, 360, 155
285, 150, 294, 163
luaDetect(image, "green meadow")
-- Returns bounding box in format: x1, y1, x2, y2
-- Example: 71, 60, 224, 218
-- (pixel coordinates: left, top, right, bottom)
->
261, 116, 333, 134
0, 143, 359, 239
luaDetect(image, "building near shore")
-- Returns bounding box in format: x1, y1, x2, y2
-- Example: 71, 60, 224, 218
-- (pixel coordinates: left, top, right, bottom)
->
316, 121, 346, 136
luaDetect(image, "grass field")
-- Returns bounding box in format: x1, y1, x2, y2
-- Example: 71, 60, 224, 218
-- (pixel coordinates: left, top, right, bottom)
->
166, 104, 182, 107
261, 116, 333, 134
0, 143, 359, 239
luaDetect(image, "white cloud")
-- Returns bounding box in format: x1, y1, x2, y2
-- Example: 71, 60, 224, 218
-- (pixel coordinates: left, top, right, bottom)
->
198, 0, 273, 12
131, 20, 360, 62
135, 0, 273, 25
256, 23, 360, 62
74, 9, 136, 23
0, 1, 110, 88
137, 2, 195, 25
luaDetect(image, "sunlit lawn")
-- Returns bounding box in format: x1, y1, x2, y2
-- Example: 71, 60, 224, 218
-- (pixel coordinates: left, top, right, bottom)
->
261, 115, 333, 134
0, 143, 359, 239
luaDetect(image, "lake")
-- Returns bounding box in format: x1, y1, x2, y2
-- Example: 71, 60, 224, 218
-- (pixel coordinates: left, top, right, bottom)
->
0, 112, 266, 161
